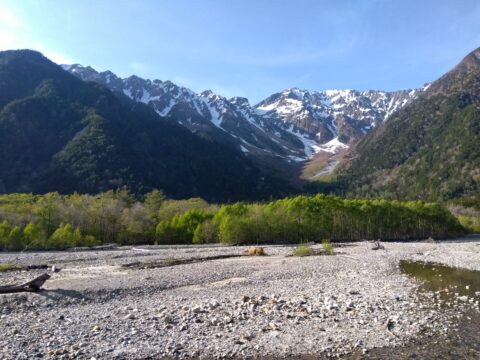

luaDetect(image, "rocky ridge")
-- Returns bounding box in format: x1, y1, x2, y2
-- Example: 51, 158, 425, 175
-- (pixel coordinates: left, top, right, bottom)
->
63, 64, 423, 164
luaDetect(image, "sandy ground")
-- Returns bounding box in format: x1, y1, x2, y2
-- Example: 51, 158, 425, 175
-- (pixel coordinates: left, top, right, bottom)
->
0, 236, 479, 359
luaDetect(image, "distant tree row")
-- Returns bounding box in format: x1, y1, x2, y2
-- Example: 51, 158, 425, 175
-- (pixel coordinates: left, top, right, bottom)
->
192, 195, 465, 245
0, 191, 466, 251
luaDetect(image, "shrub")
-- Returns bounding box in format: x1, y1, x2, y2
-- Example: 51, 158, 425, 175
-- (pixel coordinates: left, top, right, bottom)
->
0, 263, 22, 272
322, 239, 334, 255
456, 215, 480, 233
48, 223, 99, 249
244, 246, 266, 256
293, 244, 313, 257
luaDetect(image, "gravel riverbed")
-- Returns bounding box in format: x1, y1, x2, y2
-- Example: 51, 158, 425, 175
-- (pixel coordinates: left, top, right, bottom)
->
0, 237, 479, 359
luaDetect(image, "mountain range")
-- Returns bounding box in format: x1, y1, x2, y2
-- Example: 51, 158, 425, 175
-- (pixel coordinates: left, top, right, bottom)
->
63, 63, 422, 174
0, 47, 478, 202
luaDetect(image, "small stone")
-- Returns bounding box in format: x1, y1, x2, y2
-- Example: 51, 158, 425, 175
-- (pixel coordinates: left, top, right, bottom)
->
241, 333, 253, 341
123, 313, 135, 320
209, 301, 220, 310
270, 330, 280, 338
268, 322, 280, 331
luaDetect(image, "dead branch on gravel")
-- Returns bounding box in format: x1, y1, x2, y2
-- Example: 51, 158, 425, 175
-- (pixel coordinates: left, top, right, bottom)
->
372, 239, 385, 250
122, 254, 242, 270
0, 263, 50, 272
0, 273, 51, 294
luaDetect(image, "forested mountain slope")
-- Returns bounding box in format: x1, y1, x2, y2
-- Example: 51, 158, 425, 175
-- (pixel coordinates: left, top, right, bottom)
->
0, 50, 291, 201
338, 47, 480, 201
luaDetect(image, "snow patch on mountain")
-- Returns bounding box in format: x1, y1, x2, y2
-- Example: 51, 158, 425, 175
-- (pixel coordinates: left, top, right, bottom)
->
284, 125, 320, 158
317, 137, 349, 154
64, 65, 422, 164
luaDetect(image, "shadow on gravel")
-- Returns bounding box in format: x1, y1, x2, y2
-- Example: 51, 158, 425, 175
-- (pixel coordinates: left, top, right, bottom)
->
38, 288, 86, 300
121, 254, 245, 270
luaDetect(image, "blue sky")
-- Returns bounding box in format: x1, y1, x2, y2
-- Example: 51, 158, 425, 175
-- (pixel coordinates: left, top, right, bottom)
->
1, 0, 479, 103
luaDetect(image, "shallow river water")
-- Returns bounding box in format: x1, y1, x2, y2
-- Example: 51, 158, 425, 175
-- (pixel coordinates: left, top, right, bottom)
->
357, 261, 480, 359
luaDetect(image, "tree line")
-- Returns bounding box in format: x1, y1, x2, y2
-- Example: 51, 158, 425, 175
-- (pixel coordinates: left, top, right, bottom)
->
0, 191, 466, 251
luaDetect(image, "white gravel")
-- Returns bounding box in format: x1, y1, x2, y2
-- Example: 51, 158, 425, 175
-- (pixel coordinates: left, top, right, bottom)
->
0, 236, 479, 359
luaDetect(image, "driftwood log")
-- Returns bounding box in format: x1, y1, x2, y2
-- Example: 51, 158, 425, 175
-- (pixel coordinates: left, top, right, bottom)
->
0, 273, 50, 294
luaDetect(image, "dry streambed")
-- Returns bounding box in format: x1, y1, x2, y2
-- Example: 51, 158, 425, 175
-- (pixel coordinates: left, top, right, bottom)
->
0, 239, 479, 359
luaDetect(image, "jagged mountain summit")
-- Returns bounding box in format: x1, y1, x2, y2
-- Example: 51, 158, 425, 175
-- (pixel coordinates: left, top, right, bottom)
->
63, 64, 422, 168
255, 88, 421, 145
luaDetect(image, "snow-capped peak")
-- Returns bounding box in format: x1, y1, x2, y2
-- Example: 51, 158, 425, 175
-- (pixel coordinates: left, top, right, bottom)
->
64, 64, 422, 165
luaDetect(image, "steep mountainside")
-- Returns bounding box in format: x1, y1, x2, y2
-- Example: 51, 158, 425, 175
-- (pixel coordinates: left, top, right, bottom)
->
338, 47, 480, 201
64, 64, 421, 166
64, 64, 307, 162
0, 50, 291, 201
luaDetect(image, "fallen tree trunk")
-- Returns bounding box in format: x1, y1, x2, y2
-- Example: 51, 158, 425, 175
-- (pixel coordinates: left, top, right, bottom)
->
0, 273, 50, 294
